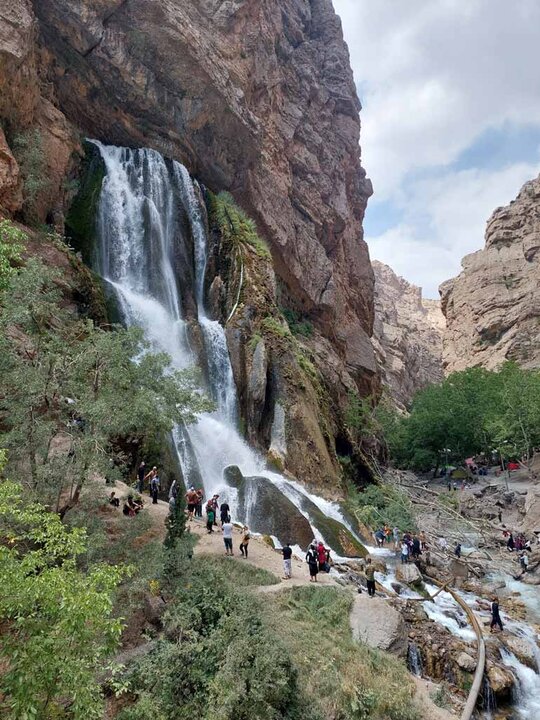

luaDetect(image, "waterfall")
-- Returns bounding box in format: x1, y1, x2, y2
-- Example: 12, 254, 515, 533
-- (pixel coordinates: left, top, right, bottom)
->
480, 675, 497, 719
92, 141, 359, 551
407, 643, 423, 676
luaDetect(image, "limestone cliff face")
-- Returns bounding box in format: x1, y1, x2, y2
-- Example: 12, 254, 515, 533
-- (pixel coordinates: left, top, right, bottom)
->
441, 176, 540, 373
0, 0, 377, 488
372, 261, 445, 408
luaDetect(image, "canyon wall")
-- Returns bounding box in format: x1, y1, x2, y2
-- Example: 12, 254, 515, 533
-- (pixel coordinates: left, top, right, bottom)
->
0, 0, 377, 489
441, 175, 540, 373
372, 260, 445, 409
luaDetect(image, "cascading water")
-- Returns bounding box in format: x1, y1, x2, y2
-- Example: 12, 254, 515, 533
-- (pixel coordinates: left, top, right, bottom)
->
407, 643, 423, 677
93, 141, 359, 551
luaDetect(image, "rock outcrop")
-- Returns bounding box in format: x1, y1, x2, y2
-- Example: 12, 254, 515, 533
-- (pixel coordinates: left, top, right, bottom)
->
372, 261, 445, 408
441, 175, 540, 373
350, 594, 408, 656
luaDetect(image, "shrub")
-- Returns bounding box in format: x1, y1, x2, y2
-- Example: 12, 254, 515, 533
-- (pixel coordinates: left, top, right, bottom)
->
282, 307, 314, 338
12, 129, 49, 222
346, 483, 417, 533
0, 220, 24, 290
207, 191, 271, 259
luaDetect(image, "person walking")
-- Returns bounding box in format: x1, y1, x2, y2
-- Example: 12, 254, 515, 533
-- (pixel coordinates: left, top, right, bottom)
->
490, 597, 503, 633
306, 544, 319, 582
220, 501, 231, 526
239, 525, 250, 558
137, 461, 146, 493
365, 557, 376, 597
317, 541, 327, 572
150, 472, 160, 504
206, 504, 215, 534
280, 543, 293, 579
401, 541, 409, 564
454, 542, 462, 559
222, 520, 234, 556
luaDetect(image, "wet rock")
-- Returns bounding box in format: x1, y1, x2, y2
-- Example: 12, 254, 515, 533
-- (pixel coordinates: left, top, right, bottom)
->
486, 663, 515, 698
396, 563, 423, 585
502, 637, 538, 670
350, 595, 408, 657
247, 339, 268, 434
456, 651, 476, 672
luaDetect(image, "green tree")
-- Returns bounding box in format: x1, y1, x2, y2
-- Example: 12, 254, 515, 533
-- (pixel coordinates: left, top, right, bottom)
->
0, 258, 212, 509
0, 220, 24, 289
0, 477, 125, 719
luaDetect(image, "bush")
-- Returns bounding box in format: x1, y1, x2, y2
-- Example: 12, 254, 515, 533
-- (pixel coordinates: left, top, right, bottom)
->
281, 308, 314, 338
207, 191, 271, 259
346, 483, 417, 533
12, 129, 49, 222
0, 220, 24, 290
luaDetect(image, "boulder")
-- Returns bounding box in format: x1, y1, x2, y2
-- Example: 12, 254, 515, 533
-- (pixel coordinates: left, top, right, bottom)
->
396, 563, 423, 585
502, 637, 538, 671
487, 663, 515, 698
350, 595, 408, 657
456, 651, 476, 672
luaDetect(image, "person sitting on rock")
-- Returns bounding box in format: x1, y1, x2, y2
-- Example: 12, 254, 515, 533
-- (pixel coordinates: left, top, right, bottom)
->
109, 491, 120, 508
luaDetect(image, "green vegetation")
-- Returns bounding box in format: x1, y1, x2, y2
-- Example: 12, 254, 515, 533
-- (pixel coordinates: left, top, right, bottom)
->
0, 244, 211, 510
380, 364, 540, 471
262, 314, 292, 339
65, 141, 106, 263
0, 220, 24, 290
346, 483, 417, 532
0, 476, 125, 719
12, 128, 49, 222
270, 586, 418, 720
207, 190, 271, 259
281, 307, 314, 338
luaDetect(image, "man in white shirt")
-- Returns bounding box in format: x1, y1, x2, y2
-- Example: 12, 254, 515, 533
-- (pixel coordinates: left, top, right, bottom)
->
223, 521, 234, 556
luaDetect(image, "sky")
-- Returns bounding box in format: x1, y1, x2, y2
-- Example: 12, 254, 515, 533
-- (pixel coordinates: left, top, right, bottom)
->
333, 0, 540, 297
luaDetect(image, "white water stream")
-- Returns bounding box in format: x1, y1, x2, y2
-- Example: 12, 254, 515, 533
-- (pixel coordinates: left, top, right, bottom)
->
93, 141, 360, 552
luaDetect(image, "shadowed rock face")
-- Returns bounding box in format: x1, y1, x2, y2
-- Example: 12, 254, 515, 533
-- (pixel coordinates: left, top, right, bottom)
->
372, 261, 444, 409
31, 0, 376, 388
441, 175, 540, 373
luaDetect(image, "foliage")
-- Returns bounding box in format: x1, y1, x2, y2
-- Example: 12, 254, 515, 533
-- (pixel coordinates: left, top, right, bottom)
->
261, 314, 292, 339
346, 483, 417, 532
382, 364, 540, 471
271, 586, 419, 720
0, 479, 125, 719
281, 307, 314, 338
0, 257, 212, 507
12, 129, 49, 222
119, 558, 301, 720
0, 220, 24, 290
207, 191, 271, 259
247, 331, 262, 352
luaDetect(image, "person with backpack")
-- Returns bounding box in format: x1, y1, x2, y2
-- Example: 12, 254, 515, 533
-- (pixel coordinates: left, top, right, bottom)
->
239, 525, 250, 558
281, 543, 293, 579
365, 557, 376, 597
222, 520, 234, 556
150, 473, 160, 504
316, 541, 327, 572
306, 544, 319, 582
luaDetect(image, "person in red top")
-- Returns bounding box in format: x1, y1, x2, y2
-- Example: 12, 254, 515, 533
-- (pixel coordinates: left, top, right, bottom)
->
317, 541, 327, 572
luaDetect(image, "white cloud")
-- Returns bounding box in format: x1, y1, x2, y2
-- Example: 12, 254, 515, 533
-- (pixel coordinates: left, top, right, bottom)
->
368, 159, 540, 298
335, 0, 540, 198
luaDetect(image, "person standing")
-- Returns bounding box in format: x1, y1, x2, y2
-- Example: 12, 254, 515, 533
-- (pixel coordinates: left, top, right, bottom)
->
401, 541, 409, 564
239, 525, 250, 558
454, 542, 462, 559
195, 488, 203, 518
281, 543, 293, 579
137, 461, 146, 493
206, 504, 215, 534
144, 466, 157, 495
365, 558, 376, 597
419, 531, 427, 550
306, 544, 319, 582
490, 598, 503, 633
220, 501, 231, 526
384, 525, 392, 545
507, 533, 515, 552
222, 520, 234, 556
186, 487, 198, 521
150, 472, 160, 504
519, 553, 529, 573
316, 541, 327, 572
411, 535, 421, 559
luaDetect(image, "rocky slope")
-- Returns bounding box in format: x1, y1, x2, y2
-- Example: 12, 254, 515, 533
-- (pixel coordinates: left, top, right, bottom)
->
372, 261, 445, 408
0, 0, 376, 488
441, 175, 540, 373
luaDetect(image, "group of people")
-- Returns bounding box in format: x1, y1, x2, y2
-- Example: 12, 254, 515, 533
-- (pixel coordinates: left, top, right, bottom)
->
504, 530, 535, 575
108, 490, 145, 517
304, 541, 332, 582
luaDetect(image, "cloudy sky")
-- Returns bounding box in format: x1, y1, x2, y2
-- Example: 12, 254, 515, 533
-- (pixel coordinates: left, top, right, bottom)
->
333, 0, 540, 297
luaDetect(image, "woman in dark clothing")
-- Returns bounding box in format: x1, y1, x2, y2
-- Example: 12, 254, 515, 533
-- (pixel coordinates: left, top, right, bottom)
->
507, 533, 515, 551
306, 544, 319, 582
490, 598, 503, 633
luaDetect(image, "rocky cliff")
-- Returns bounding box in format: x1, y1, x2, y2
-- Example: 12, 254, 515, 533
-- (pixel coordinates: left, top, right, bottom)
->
441, 175, 540, 373
372, 261, 445, 408
0, 0, 376, 489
